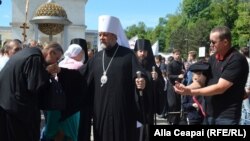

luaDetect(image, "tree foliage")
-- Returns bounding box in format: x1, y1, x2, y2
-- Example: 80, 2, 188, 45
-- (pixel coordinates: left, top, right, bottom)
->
125, 0, 250, 57
233, 1, 250, 47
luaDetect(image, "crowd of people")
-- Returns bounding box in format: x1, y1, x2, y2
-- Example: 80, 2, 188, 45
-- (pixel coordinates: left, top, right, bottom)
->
0, 14, 250, 141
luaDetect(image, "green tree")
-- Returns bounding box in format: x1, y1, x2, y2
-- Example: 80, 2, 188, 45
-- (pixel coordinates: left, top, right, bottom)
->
210, 0, 239, 29
125, 22, 147, 39
124, 0, 250, 55
151, 18, 168, 52
125, 24, 138, 39
164, 14, 184, 53
188, 19, 213, 52
182, 0, 212, 22
233, 1, 250, 47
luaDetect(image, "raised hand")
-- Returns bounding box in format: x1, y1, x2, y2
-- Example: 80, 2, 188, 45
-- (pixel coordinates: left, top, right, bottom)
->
174, 81, 191, 95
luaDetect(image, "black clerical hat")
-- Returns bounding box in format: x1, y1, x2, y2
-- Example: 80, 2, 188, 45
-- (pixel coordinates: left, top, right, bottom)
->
70, 38, 88, 63
189, 61, 210, 72
134, 39, 157, 71
134, 39, 152, 52
70, 38, 87, 50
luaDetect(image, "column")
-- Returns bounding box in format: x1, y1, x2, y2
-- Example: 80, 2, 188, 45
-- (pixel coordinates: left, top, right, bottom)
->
33, 24, 39, 41
62, 25, 68, 51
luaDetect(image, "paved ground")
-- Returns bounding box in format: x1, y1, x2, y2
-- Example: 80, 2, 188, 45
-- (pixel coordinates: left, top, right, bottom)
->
156, 115, 170, 125
40, 113, 169, 141
89, 116, 169, 141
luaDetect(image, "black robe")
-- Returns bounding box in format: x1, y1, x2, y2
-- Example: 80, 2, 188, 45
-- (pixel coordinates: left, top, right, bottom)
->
0, 48, 50, 141
134, 39, 165, 141
57, 67, 89, 141
86, 44, 144, 141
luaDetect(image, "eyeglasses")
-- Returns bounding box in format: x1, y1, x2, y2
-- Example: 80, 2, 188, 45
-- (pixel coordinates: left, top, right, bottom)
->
210, 40, 222, 45
210, 40, 217, 45
210, 39, 225, 45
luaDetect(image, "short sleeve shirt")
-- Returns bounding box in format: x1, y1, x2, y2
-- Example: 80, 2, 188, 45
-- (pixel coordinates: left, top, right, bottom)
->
206, 48, 249, 120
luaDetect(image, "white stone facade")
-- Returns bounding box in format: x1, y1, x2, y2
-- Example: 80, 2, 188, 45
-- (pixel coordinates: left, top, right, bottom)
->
11, 0, 87, 49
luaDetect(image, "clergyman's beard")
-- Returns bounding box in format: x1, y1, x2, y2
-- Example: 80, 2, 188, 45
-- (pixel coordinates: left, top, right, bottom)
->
138, 58, 147, 67
100, 43, 107, 49
101, 43, 113, 50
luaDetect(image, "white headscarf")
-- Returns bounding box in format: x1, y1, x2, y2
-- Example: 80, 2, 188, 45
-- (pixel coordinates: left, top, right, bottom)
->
64, 44, 83, 58
98, 15, 129, 49
59, 44, 84, 69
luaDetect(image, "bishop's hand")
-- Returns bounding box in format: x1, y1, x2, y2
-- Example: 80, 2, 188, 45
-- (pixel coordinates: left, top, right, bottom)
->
46, 63, 61, 75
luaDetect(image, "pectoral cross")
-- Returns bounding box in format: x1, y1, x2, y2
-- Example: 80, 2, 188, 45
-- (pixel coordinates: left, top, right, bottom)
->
20, 23, 29, 42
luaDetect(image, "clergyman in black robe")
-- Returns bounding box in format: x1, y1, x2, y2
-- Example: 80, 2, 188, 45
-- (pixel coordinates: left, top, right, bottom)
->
134, 39, 165, 141
58, 44, 146, 141
55, 15, 147, 141
85, 42, 146, 141
86, 15, 146, 141
0, 43, 63, 141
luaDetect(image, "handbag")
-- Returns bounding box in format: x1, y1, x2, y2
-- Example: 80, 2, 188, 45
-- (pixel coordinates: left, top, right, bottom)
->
40, 77, 66, 110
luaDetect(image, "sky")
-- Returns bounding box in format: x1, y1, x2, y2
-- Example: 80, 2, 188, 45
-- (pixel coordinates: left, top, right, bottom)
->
0, 0, 182, 30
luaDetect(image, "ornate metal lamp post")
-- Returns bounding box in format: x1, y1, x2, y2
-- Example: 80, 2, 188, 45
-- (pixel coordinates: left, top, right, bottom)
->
30, 0, 71, 49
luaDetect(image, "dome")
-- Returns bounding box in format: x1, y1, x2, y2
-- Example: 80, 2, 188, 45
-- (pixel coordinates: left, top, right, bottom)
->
34, 1, 68, 35
35, 2, 67, 18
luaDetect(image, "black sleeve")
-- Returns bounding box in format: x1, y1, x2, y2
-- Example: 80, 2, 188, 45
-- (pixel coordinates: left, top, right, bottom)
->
24, 55, 50, 93
167, 63, 179, 82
